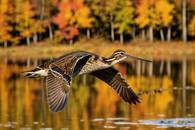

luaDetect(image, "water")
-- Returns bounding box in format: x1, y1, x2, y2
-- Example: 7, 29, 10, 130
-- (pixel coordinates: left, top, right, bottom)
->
0, 57, 195, 130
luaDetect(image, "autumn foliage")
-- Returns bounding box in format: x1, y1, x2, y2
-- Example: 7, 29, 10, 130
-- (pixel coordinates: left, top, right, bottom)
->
0, 0, 11, 47
53, 0, 92, 41
0, 0, 195, 46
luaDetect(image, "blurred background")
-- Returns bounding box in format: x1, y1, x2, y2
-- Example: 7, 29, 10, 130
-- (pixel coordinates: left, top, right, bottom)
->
0, 0, 195, 130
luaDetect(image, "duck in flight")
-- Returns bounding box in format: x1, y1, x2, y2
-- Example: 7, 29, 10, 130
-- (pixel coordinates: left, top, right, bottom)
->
24, 50, 152, 112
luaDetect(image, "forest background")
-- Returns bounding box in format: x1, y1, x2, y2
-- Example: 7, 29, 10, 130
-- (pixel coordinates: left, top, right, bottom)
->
0, 0, 195, 59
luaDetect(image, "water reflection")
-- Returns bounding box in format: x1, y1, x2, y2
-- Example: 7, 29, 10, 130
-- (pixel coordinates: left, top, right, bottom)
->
0, 57, 195, 130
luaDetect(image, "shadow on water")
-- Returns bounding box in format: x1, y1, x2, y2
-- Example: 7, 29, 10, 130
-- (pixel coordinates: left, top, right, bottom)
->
0, 56, 195, 130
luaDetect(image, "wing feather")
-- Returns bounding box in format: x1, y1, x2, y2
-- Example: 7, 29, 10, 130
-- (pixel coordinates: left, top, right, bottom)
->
46, 70, 69, 112
51, 52, 91, 76
91, 67, 140, 105
45, 52, 92, 112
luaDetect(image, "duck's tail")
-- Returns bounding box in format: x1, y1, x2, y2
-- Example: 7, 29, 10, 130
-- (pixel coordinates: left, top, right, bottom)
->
22, 67, 48, 78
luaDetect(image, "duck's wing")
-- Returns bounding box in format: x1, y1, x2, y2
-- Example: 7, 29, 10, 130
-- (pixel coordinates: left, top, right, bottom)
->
46, 65, 71, 112
46, 52, 93, 112
90, 67, 140, 105
52, 51, 92, 76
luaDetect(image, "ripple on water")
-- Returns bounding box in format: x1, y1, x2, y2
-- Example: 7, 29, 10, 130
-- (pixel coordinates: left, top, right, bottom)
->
91, 117, 129, 122
102, 125, 116, 129
106, 117, 129, 121
39, 128, 53, 130
113, 121, 138, 125
91, 117, 195, 129
138, 118, 195, 128
91, 118, 105, 122
20, 128, 31, 130
3, 122, 13, 128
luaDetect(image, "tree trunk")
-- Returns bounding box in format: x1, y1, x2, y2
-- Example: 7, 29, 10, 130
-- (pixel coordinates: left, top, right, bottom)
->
120, 32, 124, 44
40, 0, 45, 20
27, 57, 31, 68
148, 62, 153, 76
49, 23, 53, 40
110, 13, 115, 41
167, 61, 171, 77
149, 26, 154, 42
33, 59, 38, 67
160, 61, 164, 75
69, 39, 73, 45
182, 0, 187, 42
142, 29, 146, 40
167, 27, 171, 42
26, 36, 30, 46
160, 28, 165, 41
4, 41, 8, 48
136, 61, 141, 76
132, 25, 136, 39
33, 33, 38, 43
142, 62, 146, 74
87, 28, 90, 39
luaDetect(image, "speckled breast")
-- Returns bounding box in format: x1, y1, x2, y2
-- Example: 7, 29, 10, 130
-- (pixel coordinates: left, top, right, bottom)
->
78, 56, 109, 75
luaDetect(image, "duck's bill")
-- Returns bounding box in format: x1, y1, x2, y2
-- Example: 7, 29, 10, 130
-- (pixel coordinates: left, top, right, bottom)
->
125, 54, 152, 62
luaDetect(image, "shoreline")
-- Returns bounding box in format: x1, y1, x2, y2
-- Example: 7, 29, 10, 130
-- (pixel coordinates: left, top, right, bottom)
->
1, 38, 195, 61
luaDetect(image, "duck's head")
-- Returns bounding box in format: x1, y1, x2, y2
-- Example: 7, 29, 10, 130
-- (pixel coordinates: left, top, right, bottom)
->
105, 50, 152, 65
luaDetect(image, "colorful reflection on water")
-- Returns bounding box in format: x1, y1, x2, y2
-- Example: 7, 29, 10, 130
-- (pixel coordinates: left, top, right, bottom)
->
0, 57, 195, 130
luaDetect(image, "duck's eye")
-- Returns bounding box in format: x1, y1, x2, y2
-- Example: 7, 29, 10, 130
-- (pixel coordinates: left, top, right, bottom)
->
117, 53, 124, 57
119, 52, 124, 55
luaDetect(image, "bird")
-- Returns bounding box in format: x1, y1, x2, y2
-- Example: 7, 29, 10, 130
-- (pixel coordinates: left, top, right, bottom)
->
23, 50, 152, 112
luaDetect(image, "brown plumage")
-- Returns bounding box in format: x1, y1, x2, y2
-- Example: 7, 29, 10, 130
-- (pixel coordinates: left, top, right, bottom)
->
24, 50, 152, 112
91, 67, 140, 104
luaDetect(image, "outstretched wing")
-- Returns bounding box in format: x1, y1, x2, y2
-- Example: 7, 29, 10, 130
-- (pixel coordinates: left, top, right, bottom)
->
91, 67, 140, 104
46, 67, 70, 112
46, 51, 92, 112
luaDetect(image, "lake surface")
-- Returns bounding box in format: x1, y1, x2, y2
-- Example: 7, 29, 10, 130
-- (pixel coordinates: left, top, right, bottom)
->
0, 57, 195, 130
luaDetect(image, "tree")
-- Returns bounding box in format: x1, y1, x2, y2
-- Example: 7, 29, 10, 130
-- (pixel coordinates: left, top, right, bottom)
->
15, 0, 36, 45
31, 20, 45, 43
0, 0, 11, 47
53, 0, 92, 44
41, 0, 57, 40
135, 0, 158, 41
89, 0, 110, 38
114, 0, 134, 44
90, 0, 134, 43
188, 16, 195, 37
155, 0, 174, 41
90, 0, 121, 41
29, 0, 45, 43
104, 0, 118, 41
136, 0, 175, 42
182, 0, 187, 42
